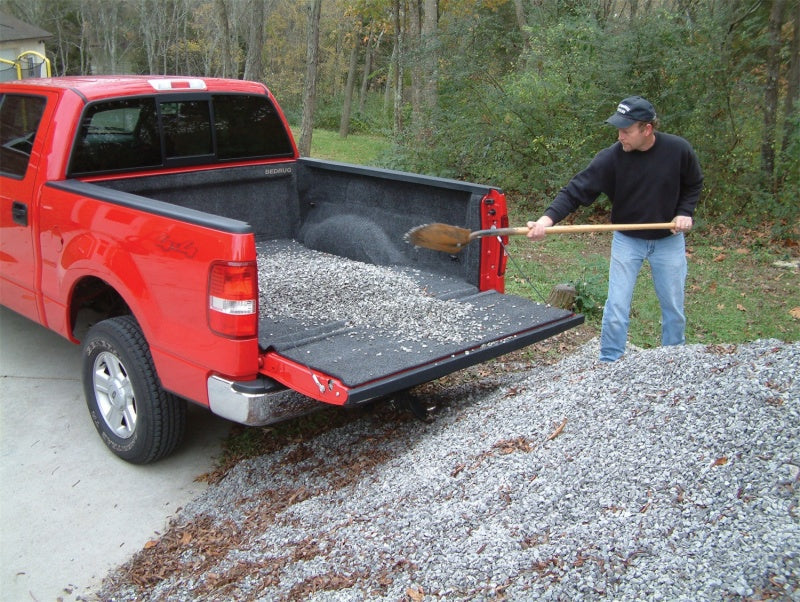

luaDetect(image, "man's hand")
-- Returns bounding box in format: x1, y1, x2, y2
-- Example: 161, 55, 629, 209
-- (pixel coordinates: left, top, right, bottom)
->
527, 216, 554, 240
672, 215, 693, 234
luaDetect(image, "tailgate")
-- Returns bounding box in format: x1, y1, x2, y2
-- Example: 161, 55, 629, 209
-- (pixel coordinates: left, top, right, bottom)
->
256, 240, 583, 405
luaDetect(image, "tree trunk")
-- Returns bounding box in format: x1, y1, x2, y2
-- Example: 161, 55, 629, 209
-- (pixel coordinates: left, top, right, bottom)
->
781, 0, 800, 156
359, 27, 375, 113
421, 0, 438, 113
339, 25, 361, 138
243, 0, 267, 82
409, 0, 422, 128
214, 0, 242, 77
392, 0, 404, 134
385, 36, 395, 112
138, 0, 158, 74
513, 0, 526, 30
299, 0, 323, 157
761, 0, 786, 192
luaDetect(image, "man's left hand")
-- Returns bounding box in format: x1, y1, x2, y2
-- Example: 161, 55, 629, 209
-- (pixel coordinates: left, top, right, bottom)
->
672, 216, 693, 234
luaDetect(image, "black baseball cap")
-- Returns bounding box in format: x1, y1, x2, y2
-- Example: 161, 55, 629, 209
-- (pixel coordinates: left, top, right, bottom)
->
606, 96, 656, 128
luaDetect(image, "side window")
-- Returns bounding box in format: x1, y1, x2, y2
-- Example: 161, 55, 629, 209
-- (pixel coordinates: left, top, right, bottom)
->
70, 98, 161, 175
213, 94, 294, 159
0, 93, 46, 178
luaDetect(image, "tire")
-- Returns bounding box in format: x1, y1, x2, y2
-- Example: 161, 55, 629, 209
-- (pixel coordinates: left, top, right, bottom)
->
82, 316, 186, 464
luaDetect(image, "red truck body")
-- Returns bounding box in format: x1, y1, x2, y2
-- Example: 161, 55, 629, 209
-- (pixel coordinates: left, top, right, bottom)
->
0, 76, 582, 463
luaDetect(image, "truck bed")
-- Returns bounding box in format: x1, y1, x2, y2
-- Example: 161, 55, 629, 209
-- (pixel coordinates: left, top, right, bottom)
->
77, 161, 584, 404
256, 239, 582, 403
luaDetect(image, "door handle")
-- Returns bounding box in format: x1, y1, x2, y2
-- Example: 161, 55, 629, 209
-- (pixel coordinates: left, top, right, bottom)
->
12, 201, 28, 226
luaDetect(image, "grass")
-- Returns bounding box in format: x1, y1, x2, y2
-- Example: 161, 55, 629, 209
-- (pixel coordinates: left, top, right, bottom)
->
502, 205, 800, 348
291, 127, 392, 165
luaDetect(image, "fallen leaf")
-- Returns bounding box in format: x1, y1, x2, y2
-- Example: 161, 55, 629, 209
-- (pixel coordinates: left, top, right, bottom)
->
712, 457, 728, 467
546, 418, 567, 441
714, 253, 726, 262
143, 540, 158, 549
493, 436, 533, 455
502, 386, 526, 398
790, 307, 800, 320
180, 532, 192, 545
736, 304, 746, 312
406, 586, 425, 601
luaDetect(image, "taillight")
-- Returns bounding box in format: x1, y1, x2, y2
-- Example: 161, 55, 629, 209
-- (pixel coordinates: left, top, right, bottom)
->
208, 262, 258, 338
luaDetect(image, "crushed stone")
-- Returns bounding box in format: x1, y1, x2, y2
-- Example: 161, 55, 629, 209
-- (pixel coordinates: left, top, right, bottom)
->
256, 240, 500, 344
97, 339, 800, 601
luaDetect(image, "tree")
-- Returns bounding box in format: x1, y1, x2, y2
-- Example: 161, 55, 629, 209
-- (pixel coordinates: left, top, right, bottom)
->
339, 20, 361, 137
214, 0, 237, 77
137, 0, 188, 74
408, 0, 422, 127
82, 0, 136, 73
299, 0, 323, 156
390, 0, 403, 133
783, 0, 800, 158
761, 0, 786, 192
243, 0, 268, 81
359, 25, 377, 113
421, 0, 438, 113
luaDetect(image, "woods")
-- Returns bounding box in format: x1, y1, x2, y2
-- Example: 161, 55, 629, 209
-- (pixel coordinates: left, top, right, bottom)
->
2, 0, 798, 231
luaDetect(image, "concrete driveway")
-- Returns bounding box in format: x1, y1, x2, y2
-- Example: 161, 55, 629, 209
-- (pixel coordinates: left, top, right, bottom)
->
0, 306, 232, 601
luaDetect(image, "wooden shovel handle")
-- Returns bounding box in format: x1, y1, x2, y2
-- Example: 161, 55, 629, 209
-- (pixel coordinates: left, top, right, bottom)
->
546, 222, 676, 234
470, 222, 676, 240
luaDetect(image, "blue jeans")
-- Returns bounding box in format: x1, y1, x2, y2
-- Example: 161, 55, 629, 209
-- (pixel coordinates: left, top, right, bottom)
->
599, 232, 687, 362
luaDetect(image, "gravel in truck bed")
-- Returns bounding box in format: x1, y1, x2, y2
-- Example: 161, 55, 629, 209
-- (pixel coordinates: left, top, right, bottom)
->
256, 240, 505, 345
98, 339, 799, 601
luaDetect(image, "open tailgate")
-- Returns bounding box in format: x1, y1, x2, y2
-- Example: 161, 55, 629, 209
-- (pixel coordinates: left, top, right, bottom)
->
256, 240, 583, 405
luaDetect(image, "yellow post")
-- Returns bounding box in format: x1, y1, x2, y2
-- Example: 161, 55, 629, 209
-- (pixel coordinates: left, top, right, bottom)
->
15, 51, 52, 78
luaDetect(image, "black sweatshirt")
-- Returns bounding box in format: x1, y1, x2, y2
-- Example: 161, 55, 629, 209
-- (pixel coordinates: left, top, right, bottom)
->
544, 132, 704, 239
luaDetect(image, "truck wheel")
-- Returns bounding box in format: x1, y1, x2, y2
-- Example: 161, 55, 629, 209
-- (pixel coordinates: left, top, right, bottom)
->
82, 316, 186, 464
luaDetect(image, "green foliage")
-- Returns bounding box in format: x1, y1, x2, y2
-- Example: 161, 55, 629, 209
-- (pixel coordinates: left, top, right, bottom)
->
388, 2, 799, 228
568, 259, 607, 319
304, 92, 392, 136
381, 2, 528, 182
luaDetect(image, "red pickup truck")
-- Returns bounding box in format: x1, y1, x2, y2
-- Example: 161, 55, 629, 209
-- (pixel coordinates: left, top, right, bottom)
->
0, 76, 582, 463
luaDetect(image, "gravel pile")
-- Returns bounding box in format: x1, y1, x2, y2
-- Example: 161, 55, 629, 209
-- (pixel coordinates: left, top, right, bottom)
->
99, 339, 799, 601
256, 240, 499, 344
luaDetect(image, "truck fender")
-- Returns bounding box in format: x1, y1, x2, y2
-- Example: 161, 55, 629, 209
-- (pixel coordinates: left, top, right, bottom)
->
54, 232, 156, 343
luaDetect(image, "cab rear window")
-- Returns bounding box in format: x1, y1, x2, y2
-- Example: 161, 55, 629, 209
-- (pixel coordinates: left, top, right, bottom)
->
69, 93, 294, 176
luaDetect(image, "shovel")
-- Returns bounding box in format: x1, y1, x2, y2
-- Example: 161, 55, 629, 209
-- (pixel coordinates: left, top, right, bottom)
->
405, 221, 676, 254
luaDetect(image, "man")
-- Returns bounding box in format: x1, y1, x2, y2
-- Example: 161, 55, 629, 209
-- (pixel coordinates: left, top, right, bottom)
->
527, 96, 703, 362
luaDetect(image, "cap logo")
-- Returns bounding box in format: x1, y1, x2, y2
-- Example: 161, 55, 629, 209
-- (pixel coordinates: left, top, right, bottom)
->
617, 102, 632, 114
